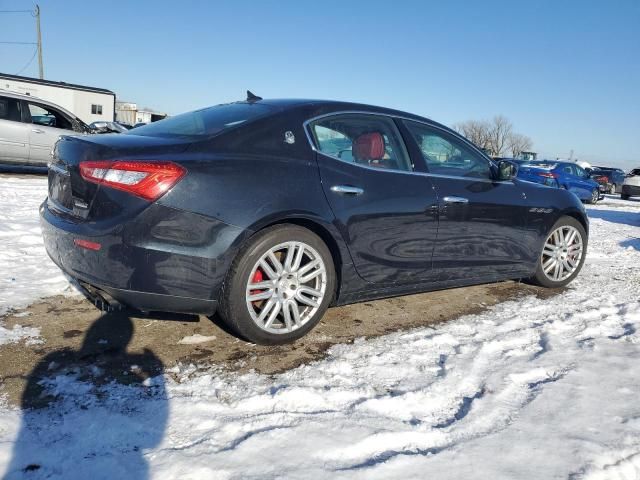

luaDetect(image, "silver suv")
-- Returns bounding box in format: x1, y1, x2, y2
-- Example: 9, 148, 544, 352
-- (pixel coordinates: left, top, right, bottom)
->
0, 90, 90, 166
621, 169, 640, 200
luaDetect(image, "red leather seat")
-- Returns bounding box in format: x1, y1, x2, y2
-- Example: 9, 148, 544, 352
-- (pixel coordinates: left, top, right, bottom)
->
353, 132, 386, 166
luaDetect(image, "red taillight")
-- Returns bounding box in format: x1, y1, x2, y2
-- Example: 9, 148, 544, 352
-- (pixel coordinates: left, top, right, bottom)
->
537, 172, 558, 179
74, 238, 102, 251
79, 161, 186, 201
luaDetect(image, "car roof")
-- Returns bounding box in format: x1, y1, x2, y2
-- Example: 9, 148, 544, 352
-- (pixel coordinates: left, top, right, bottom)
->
250, 98, 434, 123
0, 89, 81, 121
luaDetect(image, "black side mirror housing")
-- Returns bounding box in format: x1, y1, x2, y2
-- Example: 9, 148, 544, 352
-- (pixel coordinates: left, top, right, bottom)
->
497, 160, 518, 181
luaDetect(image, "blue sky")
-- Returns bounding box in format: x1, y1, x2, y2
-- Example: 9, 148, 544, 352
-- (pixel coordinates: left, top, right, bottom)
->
1, 0, 639, 168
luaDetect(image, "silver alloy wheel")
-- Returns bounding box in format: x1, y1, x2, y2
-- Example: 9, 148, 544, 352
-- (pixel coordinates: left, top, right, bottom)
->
610, 184, 616, 194
591, 189, 598, 203
541, 225, 584, 282
246, 241, 327, 334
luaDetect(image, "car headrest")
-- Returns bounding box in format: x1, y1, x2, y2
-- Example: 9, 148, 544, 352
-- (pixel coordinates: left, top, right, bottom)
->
353, 132, 384, 162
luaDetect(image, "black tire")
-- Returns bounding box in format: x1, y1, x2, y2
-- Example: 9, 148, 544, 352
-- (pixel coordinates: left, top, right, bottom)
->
621, 193, 630, 200
528, 216, 588, 288
586, 188, 599, 204
218, 224, 336, 345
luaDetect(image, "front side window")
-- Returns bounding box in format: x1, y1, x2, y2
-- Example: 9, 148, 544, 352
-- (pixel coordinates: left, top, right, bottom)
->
91, 104, 103, 115
27, 103, 73, 130
0, 96, 22, 122
309, 114, 412, 172
403, 120, 492, 179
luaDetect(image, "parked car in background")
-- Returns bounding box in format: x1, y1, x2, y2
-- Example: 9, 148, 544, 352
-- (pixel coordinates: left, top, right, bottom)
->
621, 169, 640, 200
89, 121, 128, 134
588, 166, 626, 194
41, 96, 589, 344
0, 91, 91, 166
586, 168, 613, 195
517, 161, 600, 203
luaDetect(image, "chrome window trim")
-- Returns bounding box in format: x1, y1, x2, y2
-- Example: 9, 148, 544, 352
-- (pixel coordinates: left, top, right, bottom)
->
304, 112, 414, 175
303, 110, 514, 184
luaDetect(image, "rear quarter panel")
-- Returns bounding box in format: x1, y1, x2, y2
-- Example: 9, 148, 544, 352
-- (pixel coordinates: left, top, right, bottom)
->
157, 112, 355, 298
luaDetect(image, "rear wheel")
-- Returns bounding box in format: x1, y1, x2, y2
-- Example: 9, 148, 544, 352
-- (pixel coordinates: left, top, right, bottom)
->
621, 193, 630, 200
587, 188, 599, 204
528, 216, 587, 288
219, 225, 336, 345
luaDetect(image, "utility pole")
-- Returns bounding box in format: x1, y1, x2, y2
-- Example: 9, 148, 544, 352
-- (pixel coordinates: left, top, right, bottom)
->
35, 4, 44, 79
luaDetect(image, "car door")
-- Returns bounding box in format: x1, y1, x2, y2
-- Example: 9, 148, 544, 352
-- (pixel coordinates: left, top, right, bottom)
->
574, 165, 596, 198
557, 163, 587, 200
0, 96, 30, 164
307, 113, 439, 285
25, 101, 77, 165
402, 119, 536, 280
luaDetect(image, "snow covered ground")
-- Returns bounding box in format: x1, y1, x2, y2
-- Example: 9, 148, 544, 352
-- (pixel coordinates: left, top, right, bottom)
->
1, 176, 640, 479
0, 176, 77, 321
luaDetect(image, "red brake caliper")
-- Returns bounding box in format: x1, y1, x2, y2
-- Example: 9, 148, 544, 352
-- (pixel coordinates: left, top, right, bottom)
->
250, 269, 265, 303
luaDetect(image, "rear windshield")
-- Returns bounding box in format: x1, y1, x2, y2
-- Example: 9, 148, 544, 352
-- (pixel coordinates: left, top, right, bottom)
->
126, 102, 274, 139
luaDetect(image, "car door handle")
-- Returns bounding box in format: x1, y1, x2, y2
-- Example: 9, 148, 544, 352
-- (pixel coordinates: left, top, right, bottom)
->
331, 185, 364, 195
31, 128, 45, 134
442, 196, 469, 204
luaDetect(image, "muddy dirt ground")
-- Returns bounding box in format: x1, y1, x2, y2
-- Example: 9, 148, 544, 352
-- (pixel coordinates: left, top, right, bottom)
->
0, 281, 558, 407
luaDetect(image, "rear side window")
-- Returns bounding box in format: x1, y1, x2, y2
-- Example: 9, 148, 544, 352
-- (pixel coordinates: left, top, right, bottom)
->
127, 102, 274, 139
0, 96, 22, 122
309, 114, 412, 172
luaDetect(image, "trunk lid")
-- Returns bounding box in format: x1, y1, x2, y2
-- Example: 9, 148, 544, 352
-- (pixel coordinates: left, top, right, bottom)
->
47, 133, 192, 221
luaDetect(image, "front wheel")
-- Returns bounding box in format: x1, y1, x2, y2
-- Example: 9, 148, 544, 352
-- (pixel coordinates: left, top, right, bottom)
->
621, 193, 630, 200
528, 216, 587, 288
219, 225, 336, 345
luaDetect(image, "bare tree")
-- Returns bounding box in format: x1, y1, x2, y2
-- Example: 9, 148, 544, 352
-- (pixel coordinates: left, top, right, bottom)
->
453, 120, 491, 151
454, 115, 533, 158
488, 115, 513, 157
508, 132, 533, 158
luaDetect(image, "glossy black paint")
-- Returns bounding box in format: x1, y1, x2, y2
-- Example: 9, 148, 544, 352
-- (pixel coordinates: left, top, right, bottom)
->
40, 99, 589, 315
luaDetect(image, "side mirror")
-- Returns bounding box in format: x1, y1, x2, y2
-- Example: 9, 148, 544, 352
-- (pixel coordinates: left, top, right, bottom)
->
497, 160, 517, 181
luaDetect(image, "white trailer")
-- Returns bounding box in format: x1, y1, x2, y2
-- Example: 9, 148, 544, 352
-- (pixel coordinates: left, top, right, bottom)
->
0, 73, 115, 124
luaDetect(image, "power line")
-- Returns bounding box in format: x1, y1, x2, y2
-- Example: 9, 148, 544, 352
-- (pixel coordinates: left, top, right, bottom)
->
0, 5, 44, 78
14, 47, 38, 75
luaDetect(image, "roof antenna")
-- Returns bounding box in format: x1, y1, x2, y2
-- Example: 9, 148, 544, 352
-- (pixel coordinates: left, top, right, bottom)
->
246, 90, 262, 102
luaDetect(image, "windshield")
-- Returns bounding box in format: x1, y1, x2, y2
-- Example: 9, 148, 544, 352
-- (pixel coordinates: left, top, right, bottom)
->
126, 102, 274, 139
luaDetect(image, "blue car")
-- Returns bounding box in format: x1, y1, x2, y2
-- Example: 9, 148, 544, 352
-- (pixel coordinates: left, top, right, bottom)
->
516, 161, 600, 204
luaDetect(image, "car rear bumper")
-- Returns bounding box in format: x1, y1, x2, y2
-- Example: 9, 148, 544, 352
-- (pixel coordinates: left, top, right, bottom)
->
622, 184, 640, 197
40, 200, 246, 315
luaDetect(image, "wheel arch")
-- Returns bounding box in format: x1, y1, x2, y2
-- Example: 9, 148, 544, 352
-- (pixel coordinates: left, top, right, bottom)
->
559, 208, 589, 235
238, 214, 354, 303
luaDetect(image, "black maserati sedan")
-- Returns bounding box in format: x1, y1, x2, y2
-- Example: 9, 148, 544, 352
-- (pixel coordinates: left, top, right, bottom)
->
41, 95, 589, 344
